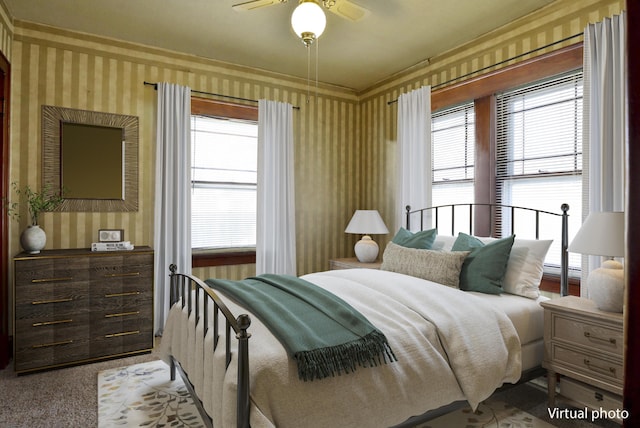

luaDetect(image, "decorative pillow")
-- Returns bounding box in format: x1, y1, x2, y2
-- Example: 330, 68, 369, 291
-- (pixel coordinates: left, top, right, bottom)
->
473, 236, 553, 299
391, 227, 437, 249
380, 242, 469, 288
452, 233, 515, 294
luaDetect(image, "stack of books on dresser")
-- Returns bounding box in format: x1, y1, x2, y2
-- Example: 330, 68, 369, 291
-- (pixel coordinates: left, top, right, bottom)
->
91, 241, 135, 251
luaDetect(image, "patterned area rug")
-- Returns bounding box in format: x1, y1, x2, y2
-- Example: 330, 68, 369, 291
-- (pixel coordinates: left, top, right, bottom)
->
417, 398, 555, 428
98, 360, 553, 428
98, 359, 206, 427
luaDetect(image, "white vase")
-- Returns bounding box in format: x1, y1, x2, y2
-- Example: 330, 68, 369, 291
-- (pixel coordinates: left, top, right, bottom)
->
20, 225, 47, 254
587, 260, 624, 313
354, 235, 380, 263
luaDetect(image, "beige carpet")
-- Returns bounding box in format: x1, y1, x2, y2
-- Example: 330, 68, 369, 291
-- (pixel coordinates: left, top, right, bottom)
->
0, 349, 159, 428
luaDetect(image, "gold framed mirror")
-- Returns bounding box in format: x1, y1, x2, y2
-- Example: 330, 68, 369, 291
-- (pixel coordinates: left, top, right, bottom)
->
42, 105, 139, 212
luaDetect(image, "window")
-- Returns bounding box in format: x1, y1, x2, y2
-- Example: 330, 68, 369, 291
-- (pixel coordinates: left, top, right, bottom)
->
495, 70, 583, 273
430, 102, 475, 232
428, 44, 583, 294
189, 98, 259, 266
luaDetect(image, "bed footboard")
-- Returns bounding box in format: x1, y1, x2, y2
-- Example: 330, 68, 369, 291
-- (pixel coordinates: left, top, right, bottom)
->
169, 264, 251, 428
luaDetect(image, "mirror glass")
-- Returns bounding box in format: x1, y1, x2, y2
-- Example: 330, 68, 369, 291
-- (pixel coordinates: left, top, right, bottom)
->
42, 105, 138, 212
61, 122, 124, 199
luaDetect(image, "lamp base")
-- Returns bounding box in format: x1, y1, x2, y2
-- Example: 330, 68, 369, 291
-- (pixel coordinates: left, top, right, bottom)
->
354, 235, 379, 263
587, 260, 624, 313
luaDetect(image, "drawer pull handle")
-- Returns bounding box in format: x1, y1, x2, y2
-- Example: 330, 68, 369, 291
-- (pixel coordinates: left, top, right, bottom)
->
584, 331, 616, 345
105, 311, 140, 318
32, 319, 73, 327
105, 291, 140, 298
584, 358, 616, 376
32, 339, 73, 348
105, 330, 140, 338
104, 272, 140, 278
32, 297, 73, 305
31, 277, 73, 283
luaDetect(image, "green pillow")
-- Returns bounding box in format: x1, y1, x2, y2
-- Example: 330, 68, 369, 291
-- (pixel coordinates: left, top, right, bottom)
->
452, 233, 515, 294
391, 227, 437, 249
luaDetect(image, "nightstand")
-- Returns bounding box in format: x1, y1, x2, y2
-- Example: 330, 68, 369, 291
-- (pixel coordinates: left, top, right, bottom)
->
541, 296, 623, 421
329, 257, 381, 270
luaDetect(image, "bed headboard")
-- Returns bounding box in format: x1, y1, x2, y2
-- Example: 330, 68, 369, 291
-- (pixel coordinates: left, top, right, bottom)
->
405, 203, 570, 296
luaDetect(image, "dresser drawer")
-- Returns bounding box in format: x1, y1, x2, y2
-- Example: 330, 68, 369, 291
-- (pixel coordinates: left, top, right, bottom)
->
93, 290, 152, 314
551, 313, 623, 357
14, 281, 89, 310
15, 311, 91, 337
91, 295, 152, 328
90, 253, 154, 281
90, 316, 153, 357
15, 257, 90, 286
14, 321, 91, 372
552, 344, 623, 387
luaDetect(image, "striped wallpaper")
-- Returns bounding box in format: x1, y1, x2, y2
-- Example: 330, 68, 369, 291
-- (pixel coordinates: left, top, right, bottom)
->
1, 0, 624, 282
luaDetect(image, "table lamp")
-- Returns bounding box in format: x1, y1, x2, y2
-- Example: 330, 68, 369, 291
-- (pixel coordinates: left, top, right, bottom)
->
345, 210, 389, 263
568, 211, 625, 312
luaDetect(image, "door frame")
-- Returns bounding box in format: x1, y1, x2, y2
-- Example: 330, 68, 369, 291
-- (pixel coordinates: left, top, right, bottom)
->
0, 49, 11, 369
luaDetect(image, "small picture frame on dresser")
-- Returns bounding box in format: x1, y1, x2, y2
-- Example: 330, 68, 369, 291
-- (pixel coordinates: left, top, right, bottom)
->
99, 229, 124, 242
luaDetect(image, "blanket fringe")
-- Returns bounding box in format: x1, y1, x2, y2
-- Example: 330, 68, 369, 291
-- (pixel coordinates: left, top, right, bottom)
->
294, 331, 397, 381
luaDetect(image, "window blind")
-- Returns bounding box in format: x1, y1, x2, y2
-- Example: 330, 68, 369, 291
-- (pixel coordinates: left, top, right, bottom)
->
432, 102, 475, 185
191, 115, 258, 250
430, 102, 475, 231
495, 70, 583, 272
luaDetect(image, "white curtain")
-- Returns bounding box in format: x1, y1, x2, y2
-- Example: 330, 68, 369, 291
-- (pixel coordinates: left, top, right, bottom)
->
581, 12, 626, 294
256, 99, 297, 275
397, 86, 432, 230
153, 83, 192, 333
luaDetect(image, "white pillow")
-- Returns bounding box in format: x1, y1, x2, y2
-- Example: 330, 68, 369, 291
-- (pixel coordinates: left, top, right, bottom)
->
477, 236, 552, 299
432, 235, 456, 251
502, 239, 552, 298
433, 234, 552, 299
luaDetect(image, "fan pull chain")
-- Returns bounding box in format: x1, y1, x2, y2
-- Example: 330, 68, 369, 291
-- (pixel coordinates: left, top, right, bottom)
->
315, 38, 319, 104
306, 44, 311, 104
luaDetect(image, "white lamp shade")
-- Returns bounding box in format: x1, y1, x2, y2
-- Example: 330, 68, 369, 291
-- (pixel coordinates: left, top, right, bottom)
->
344, 210, 389, 235
568, 211, 625, 257
291, 1, 326, 40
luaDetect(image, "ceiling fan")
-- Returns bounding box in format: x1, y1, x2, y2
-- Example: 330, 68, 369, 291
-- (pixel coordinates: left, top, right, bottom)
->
232, 0, 371, 22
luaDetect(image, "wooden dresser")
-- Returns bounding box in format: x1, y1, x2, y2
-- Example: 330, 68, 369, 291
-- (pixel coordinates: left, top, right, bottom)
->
13, 247, 154, 374
541, 296, 624, 421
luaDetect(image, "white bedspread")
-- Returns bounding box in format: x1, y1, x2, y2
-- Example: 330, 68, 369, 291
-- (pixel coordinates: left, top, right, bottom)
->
160, 268, 522, 428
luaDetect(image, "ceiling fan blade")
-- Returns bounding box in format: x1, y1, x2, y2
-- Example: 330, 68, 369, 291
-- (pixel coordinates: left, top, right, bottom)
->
326, 0, 370, 22
232, 0, 287, 12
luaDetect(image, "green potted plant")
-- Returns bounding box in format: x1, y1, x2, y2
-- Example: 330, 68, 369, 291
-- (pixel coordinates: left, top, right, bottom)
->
6, 182, 64, 254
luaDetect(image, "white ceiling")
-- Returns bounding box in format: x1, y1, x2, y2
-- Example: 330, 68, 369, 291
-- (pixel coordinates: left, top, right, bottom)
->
4, 0, 556, 91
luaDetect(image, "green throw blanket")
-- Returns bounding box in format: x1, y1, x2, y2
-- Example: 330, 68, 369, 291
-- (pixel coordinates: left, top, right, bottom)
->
205, 274, 396, 381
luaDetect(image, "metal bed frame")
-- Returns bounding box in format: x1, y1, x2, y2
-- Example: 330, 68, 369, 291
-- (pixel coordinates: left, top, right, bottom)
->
405, 203, 570, 296
168, 264, 250, 428
167, 203, 570, 428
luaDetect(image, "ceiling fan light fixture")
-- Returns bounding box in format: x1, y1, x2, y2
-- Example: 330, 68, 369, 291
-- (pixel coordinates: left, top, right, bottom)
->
291, 0, 326, 46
